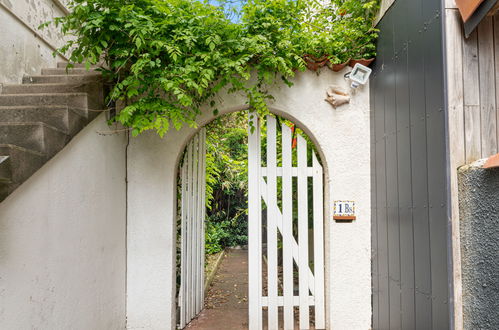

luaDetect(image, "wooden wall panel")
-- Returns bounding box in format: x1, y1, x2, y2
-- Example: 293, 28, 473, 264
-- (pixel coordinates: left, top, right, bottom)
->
477, 16, 497, 156
445, 8, 499, 330
453, 10, 499, 163
495, 14, 499, 151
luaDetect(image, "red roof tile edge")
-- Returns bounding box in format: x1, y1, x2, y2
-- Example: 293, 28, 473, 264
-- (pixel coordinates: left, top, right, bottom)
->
483, 153, 499, 168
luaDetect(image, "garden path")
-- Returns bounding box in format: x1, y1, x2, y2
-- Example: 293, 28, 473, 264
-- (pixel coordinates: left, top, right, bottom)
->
185, 248, 249, 330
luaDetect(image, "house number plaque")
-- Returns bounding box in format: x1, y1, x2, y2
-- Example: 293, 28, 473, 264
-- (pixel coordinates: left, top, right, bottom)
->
333, 200, 356, 221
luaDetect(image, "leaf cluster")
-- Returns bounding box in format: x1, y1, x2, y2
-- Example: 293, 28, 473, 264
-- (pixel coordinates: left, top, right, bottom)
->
204, 113, 249, 254
49, 0, 379, 136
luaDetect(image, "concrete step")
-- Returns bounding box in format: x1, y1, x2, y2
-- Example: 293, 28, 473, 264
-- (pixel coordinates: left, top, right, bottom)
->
0, 144, 45, 184
57, 62, 103, 69
23, 74, 101, 84
41, 67, 99, 75
0, 123, 68, 157
0, 155, 12, 183
0, 93, 89, 118
0, 182, 19, 202
0, 105, 87, 137
1, 83, 105, 110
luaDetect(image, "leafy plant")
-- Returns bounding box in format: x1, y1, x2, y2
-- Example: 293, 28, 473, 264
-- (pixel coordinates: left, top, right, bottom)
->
46, 0, 379, 137
203, 113, 248, 254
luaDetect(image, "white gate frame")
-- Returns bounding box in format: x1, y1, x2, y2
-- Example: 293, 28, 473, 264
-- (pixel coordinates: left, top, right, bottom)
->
248, 113, 326, 330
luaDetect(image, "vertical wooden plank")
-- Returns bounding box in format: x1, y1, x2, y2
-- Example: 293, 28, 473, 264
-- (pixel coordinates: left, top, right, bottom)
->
297, 135, 309, 329
384, 27, 401, 330
405, 0, 432, 324
281, 123, 294, 330
478, 16, 498, 157
312, 153, 325, 329
370, 73, 380, 330
374, 14, 390, 329
463, 29, 482, 162
197, 130, 205, 314
248, 111, 262, 330
495, 13, 499, 148
266, 116, 278, 329
445, 9, 465, 330
180, 161, 188, 329
186, 141, 193, 322
192, 134, 200, 316
200, 129, 207, 304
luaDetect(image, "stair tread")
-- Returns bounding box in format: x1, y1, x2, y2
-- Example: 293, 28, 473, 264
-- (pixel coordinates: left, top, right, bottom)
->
26, 73, 101, 78
0, 121, 69, 134
0, 104, 102, 111
0, 143, 46, 157
3, 83, 91, 88
0, 104, 71, 109
42, 68, 100, 75
1, 63, 106, 202
57, 62, 102, 68
0, 92, 88, 97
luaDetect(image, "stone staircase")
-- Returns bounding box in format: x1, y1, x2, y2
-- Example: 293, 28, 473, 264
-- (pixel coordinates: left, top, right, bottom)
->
0, 63, 106, 202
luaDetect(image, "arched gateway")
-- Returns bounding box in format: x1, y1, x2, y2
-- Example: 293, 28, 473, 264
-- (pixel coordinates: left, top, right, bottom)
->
126, 70, 372, 329
178, 113, 325, 329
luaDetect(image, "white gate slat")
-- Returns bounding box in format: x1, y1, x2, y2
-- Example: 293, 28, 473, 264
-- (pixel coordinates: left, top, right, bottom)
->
281, 123, 294, 330
248, 111, 263, 330
266, 116, 279, 329
186, 141, 193, 322
179, 129, 208, 329
297, 135, 310, 329
200, 129, 207, 304
313, 153, 325, 329
259, 177, 315, 295
197, 129, 205, 313
180, 161, 188, 329
192, 134, 199, 317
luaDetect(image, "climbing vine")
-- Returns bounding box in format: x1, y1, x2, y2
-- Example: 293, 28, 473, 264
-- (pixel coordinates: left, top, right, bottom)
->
46, 0, 379, 136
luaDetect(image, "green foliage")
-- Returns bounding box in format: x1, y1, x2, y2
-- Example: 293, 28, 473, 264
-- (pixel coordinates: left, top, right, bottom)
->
48, 0, 379, 137
302, 0, 380, 62
204, 113, 248, 254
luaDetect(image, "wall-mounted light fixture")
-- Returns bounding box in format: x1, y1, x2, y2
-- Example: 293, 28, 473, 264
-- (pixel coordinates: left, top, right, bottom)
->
344, 63, 372, 89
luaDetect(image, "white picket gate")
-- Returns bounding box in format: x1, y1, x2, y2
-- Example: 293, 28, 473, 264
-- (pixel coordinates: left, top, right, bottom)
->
178, 128, 207, 329
248, 114, 325, 330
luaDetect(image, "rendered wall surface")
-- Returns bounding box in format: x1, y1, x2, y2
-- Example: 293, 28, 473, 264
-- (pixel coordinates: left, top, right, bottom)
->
0, 115, 127, 329
127, 70, 372, 329
458, 161, 499, 330
0, 0, 67, 83
370, 0, 451, 329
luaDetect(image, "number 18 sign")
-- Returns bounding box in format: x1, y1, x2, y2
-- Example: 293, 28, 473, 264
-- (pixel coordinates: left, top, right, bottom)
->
333, 200, 356, 221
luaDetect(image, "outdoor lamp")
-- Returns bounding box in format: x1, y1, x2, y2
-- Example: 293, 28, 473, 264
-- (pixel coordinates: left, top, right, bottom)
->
345, 63, 372, 88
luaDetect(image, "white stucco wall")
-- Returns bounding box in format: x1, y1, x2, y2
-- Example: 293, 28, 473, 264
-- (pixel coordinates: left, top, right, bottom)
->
0, 115, 127, 329
127, 69, 372, 329
0, 0, 68, 83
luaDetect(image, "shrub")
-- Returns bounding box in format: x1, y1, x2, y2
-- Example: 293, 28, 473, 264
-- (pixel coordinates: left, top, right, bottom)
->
45, 0, 379, 137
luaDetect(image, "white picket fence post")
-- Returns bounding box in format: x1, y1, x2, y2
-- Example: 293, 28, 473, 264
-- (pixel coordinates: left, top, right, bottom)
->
248, 115, 325, 330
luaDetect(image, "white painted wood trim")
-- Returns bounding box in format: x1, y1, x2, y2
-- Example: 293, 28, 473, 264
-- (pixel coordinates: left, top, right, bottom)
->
281, 123, 294, 330
248, 111, 263, 330
266, 116, 279, 329
313, 152, 326, 329
297, 135, 310, 329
